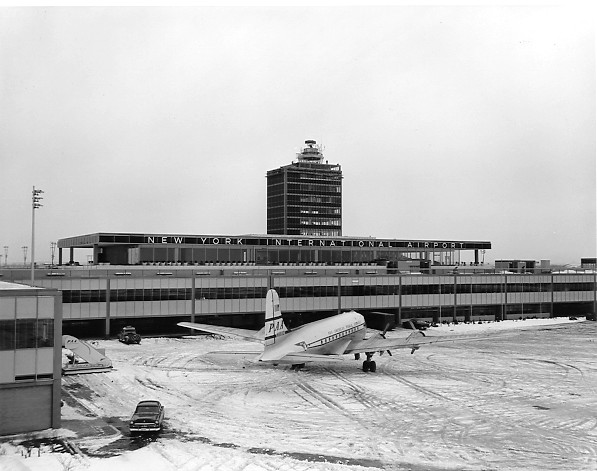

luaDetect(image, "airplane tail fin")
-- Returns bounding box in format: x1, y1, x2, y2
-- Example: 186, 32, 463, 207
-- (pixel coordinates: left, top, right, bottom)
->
264, 289, 288, 346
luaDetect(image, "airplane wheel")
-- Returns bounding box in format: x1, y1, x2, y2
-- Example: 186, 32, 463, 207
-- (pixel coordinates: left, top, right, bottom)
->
362, 361, 370, 372
369, 361, 377, 373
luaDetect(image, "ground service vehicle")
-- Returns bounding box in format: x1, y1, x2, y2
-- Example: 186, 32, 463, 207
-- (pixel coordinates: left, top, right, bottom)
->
118, 325, 141, 344
129, 400, 165, 433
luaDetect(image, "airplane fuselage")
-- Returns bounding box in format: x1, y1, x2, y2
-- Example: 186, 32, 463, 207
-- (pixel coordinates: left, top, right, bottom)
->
259, 310, 366, 362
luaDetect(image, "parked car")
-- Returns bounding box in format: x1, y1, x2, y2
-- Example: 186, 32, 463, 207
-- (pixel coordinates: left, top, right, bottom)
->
402, 319, 431, 330
119, 326, 141, 344
129, 400, 165, 433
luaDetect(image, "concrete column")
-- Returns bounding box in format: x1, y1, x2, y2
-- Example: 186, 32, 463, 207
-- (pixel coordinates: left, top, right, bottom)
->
337, 276, 342, 314
593, 272, 596, 318
52, 292, 62, 429
502, 274, 508, 321
93, 245, 100, 265
550, 273, 555, 318
397, 275, 402, 325
191, 275, 196, 323
105, 278, 111, 338
453, 274, 458, 323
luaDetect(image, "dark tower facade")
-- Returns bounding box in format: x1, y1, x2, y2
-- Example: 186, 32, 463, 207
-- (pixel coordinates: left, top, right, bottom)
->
267, 140, 342, 236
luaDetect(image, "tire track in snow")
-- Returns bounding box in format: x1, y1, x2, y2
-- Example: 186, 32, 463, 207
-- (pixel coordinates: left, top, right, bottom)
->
377, 363, 452, 402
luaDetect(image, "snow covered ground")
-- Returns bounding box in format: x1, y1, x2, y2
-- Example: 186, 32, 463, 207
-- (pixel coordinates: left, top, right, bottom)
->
1, 317, 596, 471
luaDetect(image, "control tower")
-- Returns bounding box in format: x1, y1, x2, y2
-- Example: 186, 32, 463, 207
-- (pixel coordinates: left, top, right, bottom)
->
266, 140, 342, 236
297, 139, 324, 163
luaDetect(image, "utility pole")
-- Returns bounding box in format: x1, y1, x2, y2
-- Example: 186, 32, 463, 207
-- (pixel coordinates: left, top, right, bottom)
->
31, 186, 44, 283
3, 246, 7, 267
22, 246, 28, 267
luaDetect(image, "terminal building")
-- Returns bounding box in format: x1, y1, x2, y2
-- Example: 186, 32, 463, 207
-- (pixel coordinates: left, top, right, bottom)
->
1, 233, 594, 339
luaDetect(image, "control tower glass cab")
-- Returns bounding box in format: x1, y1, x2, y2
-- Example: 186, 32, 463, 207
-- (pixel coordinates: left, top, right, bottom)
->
267, 140, 343, 236
297, 139, 324, 163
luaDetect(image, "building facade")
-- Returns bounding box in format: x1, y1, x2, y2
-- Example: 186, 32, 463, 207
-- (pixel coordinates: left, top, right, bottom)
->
267, 140, 343, 236
0, 281, 62, 435
1, 266, 594, 339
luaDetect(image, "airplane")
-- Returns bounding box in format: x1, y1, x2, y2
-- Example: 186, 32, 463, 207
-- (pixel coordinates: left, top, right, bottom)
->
178, 289, 467, 372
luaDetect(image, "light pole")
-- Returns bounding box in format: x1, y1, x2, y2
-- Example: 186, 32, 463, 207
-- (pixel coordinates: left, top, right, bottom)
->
3, 246, 7, 267
31, 186, 44, 283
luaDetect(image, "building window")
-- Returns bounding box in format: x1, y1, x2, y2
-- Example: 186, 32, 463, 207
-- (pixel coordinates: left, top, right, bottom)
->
37, 319, 54, 348
0, 320, 15, 350
16, 319, 37, 349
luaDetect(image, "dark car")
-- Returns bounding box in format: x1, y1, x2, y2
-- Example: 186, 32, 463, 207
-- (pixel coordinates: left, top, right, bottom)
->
402, 319, 431, 330
119, 326, 141, 344
129, 400, 165, 433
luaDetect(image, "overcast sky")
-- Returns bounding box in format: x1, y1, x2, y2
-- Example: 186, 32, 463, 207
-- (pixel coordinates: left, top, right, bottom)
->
0, 5, 594, 266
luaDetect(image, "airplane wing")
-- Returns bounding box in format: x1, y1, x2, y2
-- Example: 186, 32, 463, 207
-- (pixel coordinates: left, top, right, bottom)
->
178, 322, 264, 343
260, 352, 345, 364
282, 353, 345, 363
345, 330, 487, 355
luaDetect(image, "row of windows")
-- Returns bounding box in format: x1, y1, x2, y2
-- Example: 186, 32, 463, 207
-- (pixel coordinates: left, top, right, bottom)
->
266, 195, 285, 205
297, 196, 341, 204
293, 172, 342, 182
0, 319, 54, 350
299, 219, 341, 226
309, 324, 365, 348
288, 183, 341, 194
299, 229, 342, 237
298, 208, 341, 216
59, 282, 596, 303
288, 173, 342, 183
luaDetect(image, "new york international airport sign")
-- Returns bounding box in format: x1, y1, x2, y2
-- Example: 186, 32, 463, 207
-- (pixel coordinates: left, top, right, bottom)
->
141, 235, 491, 250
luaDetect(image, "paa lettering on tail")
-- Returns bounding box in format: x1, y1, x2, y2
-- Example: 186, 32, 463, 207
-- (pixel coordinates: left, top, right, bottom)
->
264, 289, 288, 346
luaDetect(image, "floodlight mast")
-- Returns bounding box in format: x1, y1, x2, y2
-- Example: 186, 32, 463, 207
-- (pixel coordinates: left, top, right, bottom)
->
31, 186, 43, 283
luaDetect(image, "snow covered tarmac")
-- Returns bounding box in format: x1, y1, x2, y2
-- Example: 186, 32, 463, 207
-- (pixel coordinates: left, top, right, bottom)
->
2, 317, 596, 471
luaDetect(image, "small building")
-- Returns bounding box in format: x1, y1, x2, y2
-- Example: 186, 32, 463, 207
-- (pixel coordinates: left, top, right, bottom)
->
0, 281, 62, 435
495, 260, 552, 274
581, 258, 597, 270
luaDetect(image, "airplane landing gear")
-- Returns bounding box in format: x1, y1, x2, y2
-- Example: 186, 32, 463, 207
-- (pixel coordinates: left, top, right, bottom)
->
362, 352, 377, 373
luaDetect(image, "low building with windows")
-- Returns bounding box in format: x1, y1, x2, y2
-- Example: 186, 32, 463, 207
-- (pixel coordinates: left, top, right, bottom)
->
1, 233, 594, 341
1, 260, 595, 339
581, 258, 597, 270
0, 281, 62, 435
